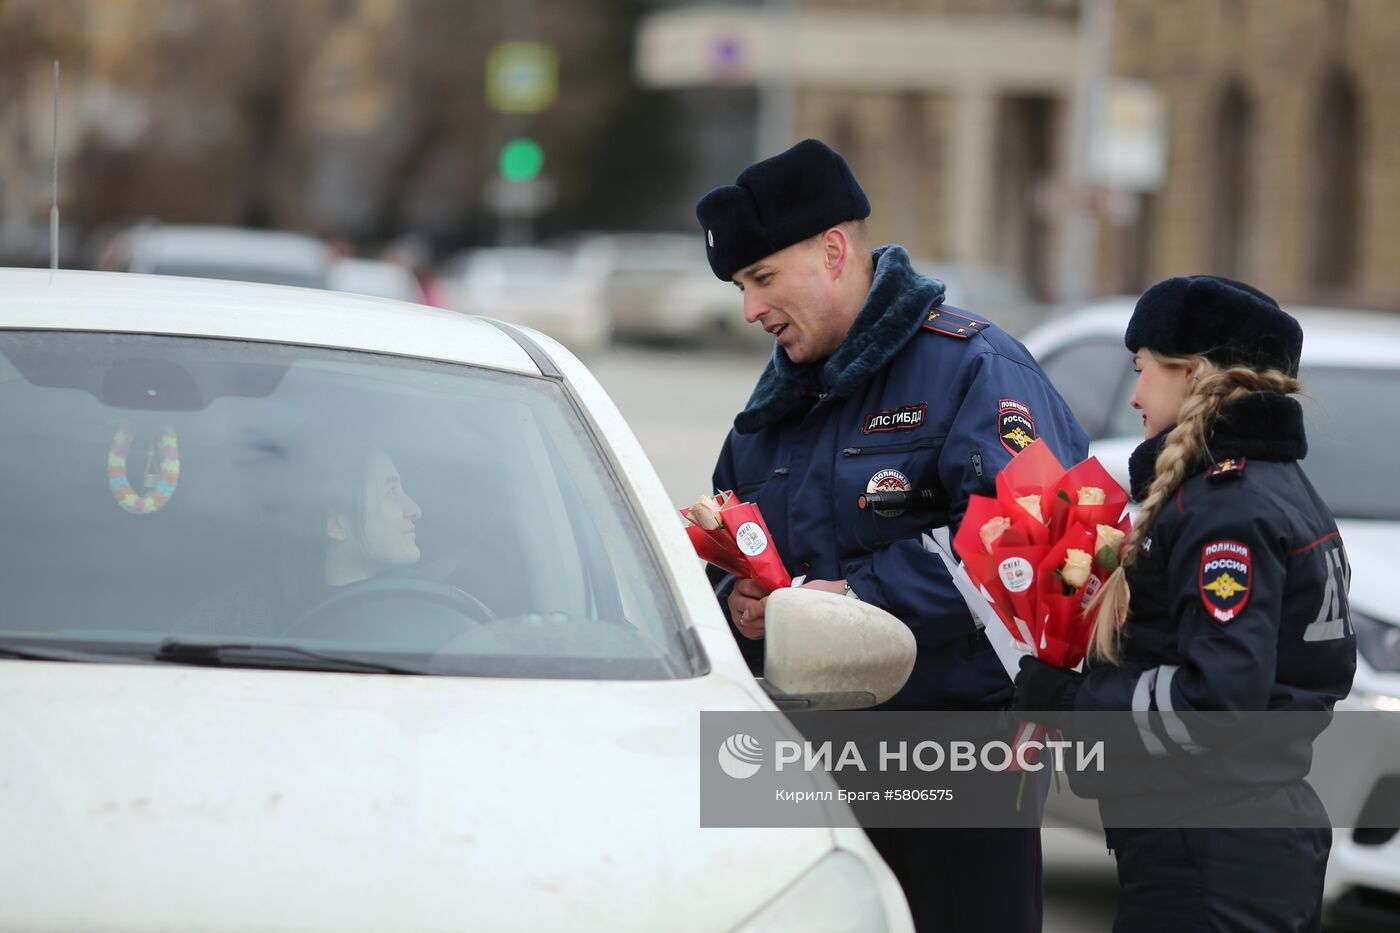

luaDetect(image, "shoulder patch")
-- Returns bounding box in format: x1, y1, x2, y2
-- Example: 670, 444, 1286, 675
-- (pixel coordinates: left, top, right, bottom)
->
922, 304, 988, 339
1199, 540, 1252, 623
998, 398, 1039, 454
1206, 456, 1247, 483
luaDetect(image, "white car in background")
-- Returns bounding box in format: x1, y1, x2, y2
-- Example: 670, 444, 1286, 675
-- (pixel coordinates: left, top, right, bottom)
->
437, 246, 610, 354
0, 268, 915, 932
568, 232, 764, 348
911, 259, 1056, 339
328, 256, 426, 303
99, 223, 333, 289
1024, 299, 1400, 931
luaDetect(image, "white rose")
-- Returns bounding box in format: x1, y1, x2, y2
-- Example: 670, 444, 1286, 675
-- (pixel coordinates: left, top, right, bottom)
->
1016, 495, 1043, 523
1060, 549, 1093, 589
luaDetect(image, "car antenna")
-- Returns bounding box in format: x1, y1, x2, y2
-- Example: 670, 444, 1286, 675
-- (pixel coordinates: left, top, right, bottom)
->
49, 59, 60, 270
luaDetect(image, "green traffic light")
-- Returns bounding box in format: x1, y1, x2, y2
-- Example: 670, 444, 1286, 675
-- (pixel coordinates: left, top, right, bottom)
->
499, 138, 544, 182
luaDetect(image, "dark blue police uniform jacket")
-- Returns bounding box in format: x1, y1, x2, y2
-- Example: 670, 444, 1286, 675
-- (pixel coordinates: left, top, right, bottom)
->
1067, 393, 1357, 810
710, 246, 1089, 710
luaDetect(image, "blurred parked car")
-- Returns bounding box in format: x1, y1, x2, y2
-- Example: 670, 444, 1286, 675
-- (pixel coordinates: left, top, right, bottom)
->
0, 267, 916, 932
99, 224, 333, 289
1024, 299, 1400, 931
912, 260, 1054, 338
438, 246, 609, 354
328, 256, 426, 303
569, 232, 764, 348
0, 222, 83, 269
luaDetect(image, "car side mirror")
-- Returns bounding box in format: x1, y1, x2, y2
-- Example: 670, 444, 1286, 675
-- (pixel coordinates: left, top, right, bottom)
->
758, 588, 916, 711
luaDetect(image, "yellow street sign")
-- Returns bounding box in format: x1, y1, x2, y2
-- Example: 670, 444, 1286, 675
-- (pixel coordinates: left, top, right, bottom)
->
486, 42, 558, 114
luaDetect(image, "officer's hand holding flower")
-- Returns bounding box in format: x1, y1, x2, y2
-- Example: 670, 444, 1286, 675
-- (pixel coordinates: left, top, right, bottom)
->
728, 577, 769, 640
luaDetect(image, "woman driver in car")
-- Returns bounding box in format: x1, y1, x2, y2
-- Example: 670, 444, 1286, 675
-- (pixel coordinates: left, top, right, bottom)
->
175, 434, 425, 637
321, 442, 423, 587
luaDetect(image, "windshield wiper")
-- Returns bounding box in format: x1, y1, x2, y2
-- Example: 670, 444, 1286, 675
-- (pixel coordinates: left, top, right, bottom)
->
0, 642, 141, 663
154, 638, 421, 675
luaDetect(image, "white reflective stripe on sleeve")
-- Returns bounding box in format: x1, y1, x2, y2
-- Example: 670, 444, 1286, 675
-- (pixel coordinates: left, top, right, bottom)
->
923, 528, 981, 630
921, 528, 1022, 683
1155, 664, 1206, 754
1131, 668, 1155, 712
1132, 668, 1169, 757
1154, 664, 1177, 711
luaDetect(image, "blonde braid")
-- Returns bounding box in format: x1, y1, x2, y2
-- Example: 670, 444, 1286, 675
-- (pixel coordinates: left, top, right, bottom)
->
1085, 353, 1302, 663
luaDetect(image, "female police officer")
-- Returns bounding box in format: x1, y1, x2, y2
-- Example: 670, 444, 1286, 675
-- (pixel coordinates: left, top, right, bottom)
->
1013, 275, 1357, 931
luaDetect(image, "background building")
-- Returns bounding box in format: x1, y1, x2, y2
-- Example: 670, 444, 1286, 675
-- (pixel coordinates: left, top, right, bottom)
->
639, 0, 1080, 302
1106, 0, 1400, 308
3, 0, 1398, 314
0, 0, 684, 260
640, 0, 1400, 312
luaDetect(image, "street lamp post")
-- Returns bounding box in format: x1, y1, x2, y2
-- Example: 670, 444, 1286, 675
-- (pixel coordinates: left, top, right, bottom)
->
756, 0, 798, 161
1057, 0, 1114, 306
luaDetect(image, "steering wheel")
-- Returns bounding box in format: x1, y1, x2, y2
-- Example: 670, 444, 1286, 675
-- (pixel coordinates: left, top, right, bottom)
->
287, 577, 497, 640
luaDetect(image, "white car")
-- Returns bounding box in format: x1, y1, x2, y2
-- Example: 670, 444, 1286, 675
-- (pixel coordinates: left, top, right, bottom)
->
568, 232, 765, 348
99, 223, 334, 290
438, 246, 610, 354
1023, 299, 1400, 929
328, 256, 426, 303
910, 260, 1056, 339
0, 268, 915, 933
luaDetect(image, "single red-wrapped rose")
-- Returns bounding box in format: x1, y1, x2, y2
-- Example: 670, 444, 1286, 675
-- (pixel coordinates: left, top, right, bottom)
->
680, 491, 792, 592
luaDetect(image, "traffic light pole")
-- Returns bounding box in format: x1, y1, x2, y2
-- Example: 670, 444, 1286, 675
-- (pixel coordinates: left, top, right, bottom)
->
493, 0, 542, 247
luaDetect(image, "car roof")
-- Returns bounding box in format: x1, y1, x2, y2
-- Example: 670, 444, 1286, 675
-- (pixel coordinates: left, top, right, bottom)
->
0, 268, 541, 374
1025, 297, 1400, 369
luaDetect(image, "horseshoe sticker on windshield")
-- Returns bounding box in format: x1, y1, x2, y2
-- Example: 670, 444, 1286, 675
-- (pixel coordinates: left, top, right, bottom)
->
108, 423, 180, 515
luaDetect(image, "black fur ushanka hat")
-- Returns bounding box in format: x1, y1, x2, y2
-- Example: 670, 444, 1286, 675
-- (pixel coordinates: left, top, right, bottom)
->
1124, 275, 1303, 377
695, 138, 871, 282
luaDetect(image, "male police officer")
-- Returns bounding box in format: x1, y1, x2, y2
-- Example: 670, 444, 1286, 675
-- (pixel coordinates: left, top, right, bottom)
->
696, 139, 1089, 931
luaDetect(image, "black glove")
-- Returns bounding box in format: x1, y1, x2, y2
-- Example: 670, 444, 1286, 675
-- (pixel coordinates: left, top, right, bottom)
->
1012, 656, 1082, 717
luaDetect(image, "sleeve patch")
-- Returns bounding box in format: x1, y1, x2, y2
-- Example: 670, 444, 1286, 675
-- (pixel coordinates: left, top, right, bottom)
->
997, 398, 1038, 454
1200, 540, 1252, 623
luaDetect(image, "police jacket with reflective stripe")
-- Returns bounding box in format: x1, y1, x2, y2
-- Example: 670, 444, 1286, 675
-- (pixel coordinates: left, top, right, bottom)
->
710, 246, 1089, 710
1069, 392, 1357, 797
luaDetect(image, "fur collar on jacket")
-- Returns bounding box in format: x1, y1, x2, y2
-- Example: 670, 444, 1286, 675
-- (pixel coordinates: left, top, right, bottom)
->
733, 245, 945, 434
1127, 392, 1308, 501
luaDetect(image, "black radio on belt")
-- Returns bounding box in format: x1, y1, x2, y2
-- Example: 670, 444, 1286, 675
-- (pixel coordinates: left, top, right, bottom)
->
856, 488, 948, 513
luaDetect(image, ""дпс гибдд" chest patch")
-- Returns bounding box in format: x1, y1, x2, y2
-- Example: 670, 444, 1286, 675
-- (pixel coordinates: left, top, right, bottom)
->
863, 402, 927, 434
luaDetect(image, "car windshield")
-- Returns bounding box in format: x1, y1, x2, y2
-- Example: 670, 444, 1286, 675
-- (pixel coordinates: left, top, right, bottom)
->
0, 331, 690, 678
1108, 363, 1400, 521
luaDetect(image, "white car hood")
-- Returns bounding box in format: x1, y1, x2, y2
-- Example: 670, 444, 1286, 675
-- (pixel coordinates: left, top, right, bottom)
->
0, 662, 837, 933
